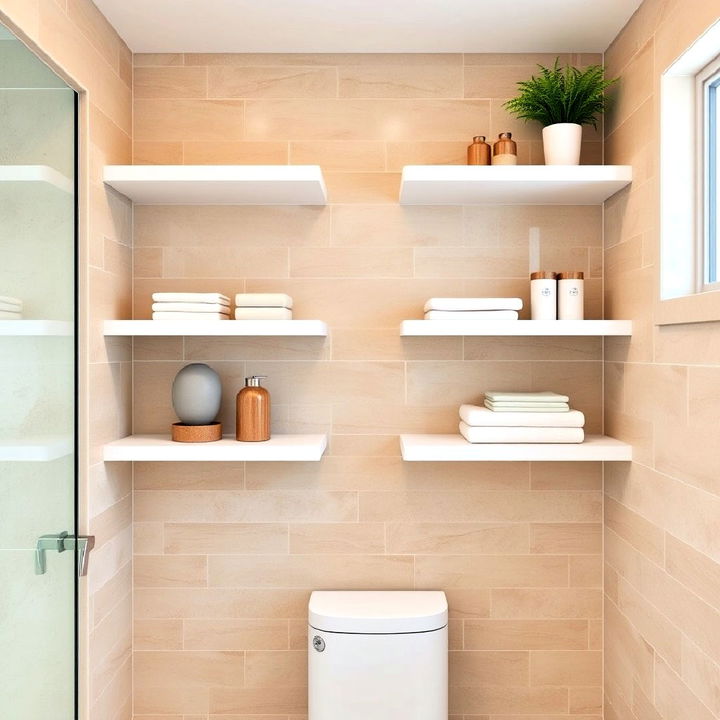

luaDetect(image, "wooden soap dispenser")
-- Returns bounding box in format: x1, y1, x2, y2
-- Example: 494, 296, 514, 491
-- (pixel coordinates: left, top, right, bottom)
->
236, 375, 271, 442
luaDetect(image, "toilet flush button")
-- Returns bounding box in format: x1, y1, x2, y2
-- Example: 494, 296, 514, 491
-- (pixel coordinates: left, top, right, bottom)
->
313, 636, 325, 652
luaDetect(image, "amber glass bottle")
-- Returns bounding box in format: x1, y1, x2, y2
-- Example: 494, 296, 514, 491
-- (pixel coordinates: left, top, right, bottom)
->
236, 375, 270, 441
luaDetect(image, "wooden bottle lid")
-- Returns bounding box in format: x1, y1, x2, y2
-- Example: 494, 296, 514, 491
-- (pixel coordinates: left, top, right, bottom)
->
171, 422, 222, 442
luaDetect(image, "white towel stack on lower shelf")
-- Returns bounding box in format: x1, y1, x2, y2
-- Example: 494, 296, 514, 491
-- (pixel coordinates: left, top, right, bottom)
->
152, 292, 230, 320
235, 293, 293, 320
424, 297, 522, 321
0, 295, 23, 319
459, 392, 585, 443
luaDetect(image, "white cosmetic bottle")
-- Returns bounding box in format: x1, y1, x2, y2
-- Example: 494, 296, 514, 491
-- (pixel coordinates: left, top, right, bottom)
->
530, 271, 557, 320
558, 271, 584, 320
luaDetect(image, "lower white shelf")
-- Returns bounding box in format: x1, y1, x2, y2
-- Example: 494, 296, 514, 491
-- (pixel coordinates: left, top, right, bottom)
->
400, 319, 632, 336
400, 434, 632, 462
103, 320, 328, 337
103, 433, 328, 462
0, 436, 73, 462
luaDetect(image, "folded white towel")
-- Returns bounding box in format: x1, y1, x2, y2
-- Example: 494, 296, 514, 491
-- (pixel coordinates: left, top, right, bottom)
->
424, 310, 519, 320
235, 293, 293, 309
424, 297, 523, 312
485, 391, 570, 403
152, 292, 230, 305
234, 307, 292, 320
0, 310, 22, 319
0, 301, 23, 313
461, 404, 585, 428
0, 295, 22, 307
460, 422, 584, 444
485, 401, 569, 412
152, 302, 231, 313
152, 312, 229, 321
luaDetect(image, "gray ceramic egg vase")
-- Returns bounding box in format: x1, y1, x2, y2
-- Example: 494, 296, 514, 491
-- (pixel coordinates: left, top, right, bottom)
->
171, 363, 223, 442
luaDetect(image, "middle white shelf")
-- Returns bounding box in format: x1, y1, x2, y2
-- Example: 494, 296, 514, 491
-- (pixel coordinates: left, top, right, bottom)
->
103, 434, 328, 462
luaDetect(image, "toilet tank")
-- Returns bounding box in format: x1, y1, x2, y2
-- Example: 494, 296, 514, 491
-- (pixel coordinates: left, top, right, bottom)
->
308, 591, 448, 720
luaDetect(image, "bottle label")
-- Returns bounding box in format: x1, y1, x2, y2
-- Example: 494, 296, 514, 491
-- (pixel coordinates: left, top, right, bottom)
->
569, 288, 579, 296
541, 287, 551, 296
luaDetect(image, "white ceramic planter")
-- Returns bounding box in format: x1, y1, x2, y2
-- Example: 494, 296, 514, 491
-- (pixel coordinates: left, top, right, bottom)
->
542, 122, 582, 165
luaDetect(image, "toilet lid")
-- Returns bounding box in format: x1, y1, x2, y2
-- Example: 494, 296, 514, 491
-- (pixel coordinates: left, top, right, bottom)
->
309, 591, 448, 634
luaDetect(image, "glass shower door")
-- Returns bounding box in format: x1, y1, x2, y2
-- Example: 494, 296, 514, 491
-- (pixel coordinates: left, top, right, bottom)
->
0, 25, 78, 720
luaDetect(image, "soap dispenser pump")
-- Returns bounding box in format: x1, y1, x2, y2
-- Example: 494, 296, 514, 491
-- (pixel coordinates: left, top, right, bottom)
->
236, 375, 270, 442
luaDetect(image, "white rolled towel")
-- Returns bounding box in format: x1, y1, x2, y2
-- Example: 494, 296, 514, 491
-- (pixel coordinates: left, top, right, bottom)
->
424, 297, 523, 312
425, 310, 519, 320
0, 295, 22, 310
459, 422, 584, 444
235, 307, 292, 320
152, 312, 229, 321
152, 292, 230, 305
460, 404, 585, 428
485, 391, 570, 403
235, 293, 293, 309
152, 302, 231, 313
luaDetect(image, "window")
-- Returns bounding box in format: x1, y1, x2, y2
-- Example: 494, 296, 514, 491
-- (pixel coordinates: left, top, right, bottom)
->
699, 57, 720, 289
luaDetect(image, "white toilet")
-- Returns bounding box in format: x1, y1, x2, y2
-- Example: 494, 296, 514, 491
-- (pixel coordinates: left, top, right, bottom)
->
308, 590, 448, 720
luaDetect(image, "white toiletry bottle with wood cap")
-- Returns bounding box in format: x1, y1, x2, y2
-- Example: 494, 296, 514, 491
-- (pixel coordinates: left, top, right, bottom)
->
557, 271, 584, 320
530, 271, 557, 320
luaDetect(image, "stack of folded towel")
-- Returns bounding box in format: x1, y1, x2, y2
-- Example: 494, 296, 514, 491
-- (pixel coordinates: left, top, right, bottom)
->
152, 292, 230, 320
234, 293, 293, 320
0, 295, 23, 320
424, 297, 522, 320
459, 391, 585, 443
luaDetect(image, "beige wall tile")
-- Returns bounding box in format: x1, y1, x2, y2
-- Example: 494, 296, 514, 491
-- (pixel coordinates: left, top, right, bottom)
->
183, 140, 289, 164
162, 245, 288, 278
245, 650, 307, 687
491, 588, 602, 619
530, 523, 602, 554
210, 686, 306, 715
415, 246, 529, 278
605, 496, 665, 565
133, 141, 184, 164
184, 619, 289, 651
338, 64, 462, 98
289, 523, 385, 554
449, 685, 568, 715
290, 246, 413, 278
464, 619, 588, 650
134, 66, 208, 98
134, 53, 185, 66
134, 98, 244, 141
208, 65, 337, 98
449, 650, 529, 685
134, 650, 244, 689
387, 522, 529, 555
290, 141, 384, 171
386, 141, 467, 168
164, 523, 289, 555
133, 618, 183, 651
530, 651, 602, 686
134, 555, 208, 588
665, 534, 720, 612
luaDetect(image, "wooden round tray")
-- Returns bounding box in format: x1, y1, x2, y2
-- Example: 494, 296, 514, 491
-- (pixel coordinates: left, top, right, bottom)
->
171, 422, 222, 443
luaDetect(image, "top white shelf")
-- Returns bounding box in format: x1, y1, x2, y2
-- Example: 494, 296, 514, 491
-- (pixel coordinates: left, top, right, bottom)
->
399, 165, 632, 205
0, 165, 73, 194
103, 165, 327, 205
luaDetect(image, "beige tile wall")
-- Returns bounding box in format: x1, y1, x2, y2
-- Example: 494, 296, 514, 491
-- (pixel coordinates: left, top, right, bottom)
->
132, 52, 604, 719
603, 1, 720, 719
0, 2, 133, 720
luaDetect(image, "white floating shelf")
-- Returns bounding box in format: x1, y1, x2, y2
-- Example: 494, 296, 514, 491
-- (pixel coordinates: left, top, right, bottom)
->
0, 320, 73, 337
400, 319, 632, 337
0, 165, 73, 194
103, 434, 327, 462
103, 165, 327, 205
103, 319, 328, 337
400, 434, 632, 462
399, 165, 632, 205
0, 436, 73, 462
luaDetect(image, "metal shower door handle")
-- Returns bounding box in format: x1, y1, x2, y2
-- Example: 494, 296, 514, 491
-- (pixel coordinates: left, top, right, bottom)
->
35, 532, 95, 576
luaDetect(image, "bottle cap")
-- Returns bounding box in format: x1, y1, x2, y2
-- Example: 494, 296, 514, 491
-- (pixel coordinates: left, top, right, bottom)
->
557, 271, 584, 280
530, 271, 557, 280
499, 132, 513, 139
473, 135, 486, 142
245, 375, 267, 387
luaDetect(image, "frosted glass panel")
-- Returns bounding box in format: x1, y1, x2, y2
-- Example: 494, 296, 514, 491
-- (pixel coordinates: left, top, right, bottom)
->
0, 24, 76, 720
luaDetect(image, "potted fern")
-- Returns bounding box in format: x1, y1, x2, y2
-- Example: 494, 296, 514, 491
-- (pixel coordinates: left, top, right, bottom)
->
504, 60, 617, 165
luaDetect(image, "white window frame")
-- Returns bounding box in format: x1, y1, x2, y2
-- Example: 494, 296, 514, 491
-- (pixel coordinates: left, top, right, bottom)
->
697, 56, 720, 292
658, 18, 720, 325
